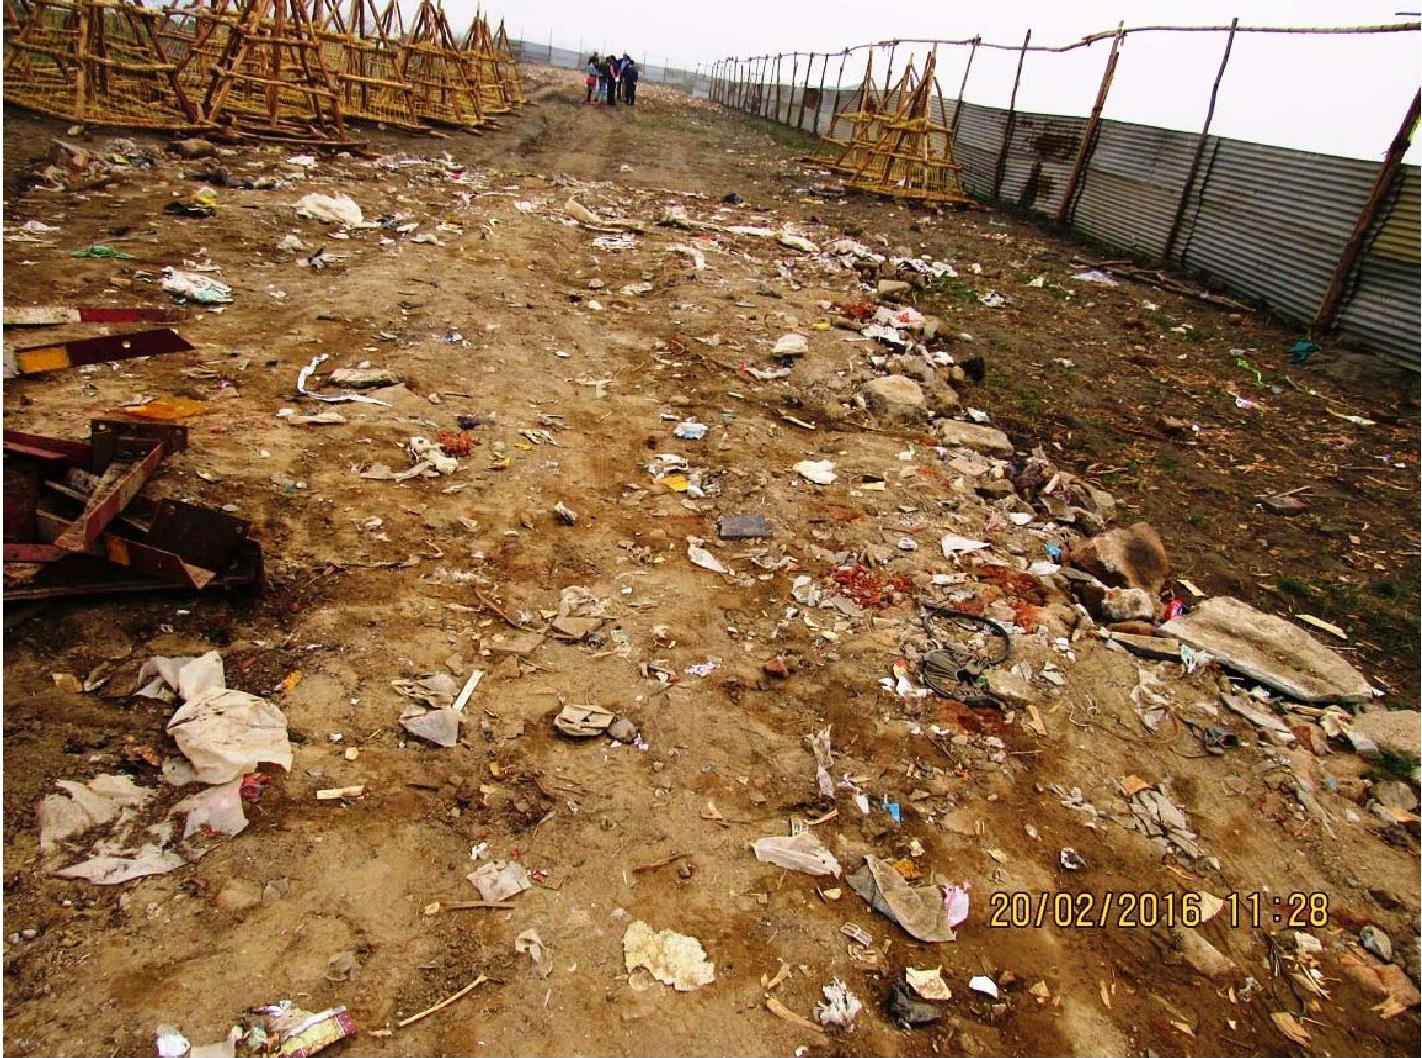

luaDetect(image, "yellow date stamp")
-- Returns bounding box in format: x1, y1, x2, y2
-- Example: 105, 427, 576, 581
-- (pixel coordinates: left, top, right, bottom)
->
988, 890, 1330, 929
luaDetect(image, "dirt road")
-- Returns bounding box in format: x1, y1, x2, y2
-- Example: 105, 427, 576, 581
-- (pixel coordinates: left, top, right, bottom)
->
3, 67, 1418, 1057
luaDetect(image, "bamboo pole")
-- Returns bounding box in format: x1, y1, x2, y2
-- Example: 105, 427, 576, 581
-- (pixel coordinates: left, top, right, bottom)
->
992, 29, 1031, 200
1161, 18, 1237, 263
1056, 23, 1124, 224
881, 40, 896, 102
1312, 88, 1421, 333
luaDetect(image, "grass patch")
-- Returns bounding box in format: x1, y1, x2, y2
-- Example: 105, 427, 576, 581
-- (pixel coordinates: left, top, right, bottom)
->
1370, 579, 1403, 600
1366, 748, 1421, 782
1277, 575, 1314, 600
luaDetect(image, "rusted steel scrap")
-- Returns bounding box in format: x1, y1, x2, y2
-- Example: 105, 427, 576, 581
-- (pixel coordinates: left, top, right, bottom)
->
3, 417, 263, 600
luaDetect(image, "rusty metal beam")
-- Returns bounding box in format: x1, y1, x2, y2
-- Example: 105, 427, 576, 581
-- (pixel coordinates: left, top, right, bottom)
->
11, 327, 192, 376
52, 442, 166, 552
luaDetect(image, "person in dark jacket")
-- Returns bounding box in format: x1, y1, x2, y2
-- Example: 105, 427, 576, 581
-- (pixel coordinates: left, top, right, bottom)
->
604, 55, 620, 104
620, 55, 638, 105
599, 54, 614, 104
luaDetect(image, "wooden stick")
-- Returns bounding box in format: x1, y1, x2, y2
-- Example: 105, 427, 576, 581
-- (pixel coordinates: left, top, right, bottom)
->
992, 29, 1031, 200
396, 975, 489, 1028
1312, 88, 1420, 333
438, 901, 517, 911
1161, 18, 1237, 263
1056, 23, 1124, 224
632, 851, 691, 873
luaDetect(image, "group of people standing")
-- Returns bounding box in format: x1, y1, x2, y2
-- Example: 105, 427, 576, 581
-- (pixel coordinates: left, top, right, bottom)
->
586, 53, 639, 106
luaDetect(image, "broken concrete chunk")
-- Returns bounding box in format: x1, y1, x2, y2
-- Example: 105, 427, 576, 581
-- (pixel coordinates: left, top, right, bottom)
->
1110, 632, 1182, 662
1347, 709, 1420, 761
876, 279, 912, 298
1162, 596, 1374, 705
1068, 522, 1169, 595
553, 704, 615, 738
1102, 587, 1156, 623
329, 367, 399, 388
718, 513, 772, 540
862, 374, 926, 424
935, 419, 1014, 456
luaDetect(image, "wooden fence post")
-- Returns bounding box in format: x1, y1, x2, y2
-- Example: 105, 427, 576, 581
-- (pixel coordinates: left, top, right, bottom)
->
796, 52, 813, 129
992, 29, 1031, 200
1312, 89, 1421, 333
881, 41, 896, 101
1161, 18, 1237, 264
786, 52, 798, 124
810, 51, 828, 133
1056, 23, 1124, 225
779, 53, 790, 120
757, 55, 769, 116
951, 35, 979, 138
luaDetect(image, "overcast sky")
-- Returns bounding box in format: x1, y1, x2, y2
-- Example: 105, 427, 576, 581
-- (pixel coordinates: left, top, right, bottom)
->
455, 0, 1420, 163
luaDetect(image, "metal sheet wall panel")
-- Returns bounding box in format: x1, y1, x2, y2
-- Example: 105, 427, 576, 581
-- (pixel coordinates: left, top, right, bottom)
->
1335, 167, 1421, 370
745, 72, 1419, 371
991, 110, 1087, 216
1070, 121, 1198, 260
1179, 140, 1378, 324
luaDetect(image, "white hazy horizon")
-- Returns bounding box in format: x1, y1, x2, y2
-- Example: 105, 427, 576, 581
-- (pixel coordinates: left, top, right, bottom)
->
441, 0, 1420, 165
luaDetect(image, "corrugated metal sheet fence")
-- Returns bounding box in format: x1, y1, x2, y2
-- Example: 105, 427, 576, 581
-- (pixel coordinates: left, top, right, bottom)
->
715, 76, 1420, 371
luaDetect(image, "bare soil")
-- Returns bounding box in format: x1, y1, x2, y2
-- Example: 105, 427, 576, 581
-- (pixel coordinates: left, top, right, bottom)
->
3, 66, 1418, 1058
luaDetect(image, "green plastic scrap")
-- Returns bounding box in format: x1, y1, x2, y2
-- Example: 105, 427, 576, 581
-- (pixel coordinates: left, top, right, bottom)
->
69, 245, 133, 259
1234, 355, 1263, 386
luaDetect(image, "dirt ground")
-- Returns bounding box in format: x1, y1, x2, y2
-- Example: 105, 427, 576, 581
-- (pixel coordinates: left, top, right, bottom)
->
3, 66, 1419, 1058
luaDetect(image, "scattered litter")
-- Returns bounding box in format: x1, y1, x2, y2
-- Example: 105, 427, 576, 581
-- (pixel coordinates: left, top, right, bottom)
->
162, 268, 232, 304
295, 192, 363, 226
969, 975, 1000, 999
687, 540, 730, 575
1071, 270, 1119, 286
794, 460, 836, 485
751, 829, 841, 876
468, 860, 531, 902
814, 980, 862, 1029
296, 354, 392, 406
848, 856, 960, 942
675, 419, 709, 440
623, 921, 715, 991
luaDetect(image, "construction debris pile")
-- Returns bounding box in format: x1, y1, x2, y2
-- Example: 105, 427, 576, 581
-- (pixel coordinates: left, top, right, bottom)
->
3, 0, 525, 141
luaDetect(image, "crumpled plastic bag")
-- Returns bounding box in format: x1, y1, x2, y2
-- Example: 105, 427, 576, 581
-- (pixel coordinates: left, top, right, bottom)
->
751, 829, 841, 877
38, 774, 154, 852
55, 842, 185, 885
162, 268, 233, 304
172, 779, 248, 841
815, 979, 862, 1028
168, 689, 292, 785
295, 192, 363, 226
848, 856, 959, 942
